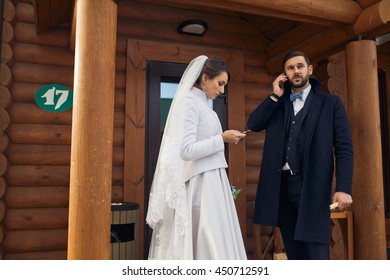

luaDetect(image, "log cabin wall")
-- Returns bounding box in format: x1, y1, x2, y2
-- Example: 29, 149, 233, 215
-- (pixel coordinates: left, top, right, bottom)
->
1, 0, 276, 259
0, 0, 15, 261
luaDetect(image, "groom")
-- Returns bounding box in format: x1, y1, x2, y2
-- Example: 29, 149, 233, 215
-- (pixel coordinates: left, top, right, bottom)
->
247, 50, 353, 259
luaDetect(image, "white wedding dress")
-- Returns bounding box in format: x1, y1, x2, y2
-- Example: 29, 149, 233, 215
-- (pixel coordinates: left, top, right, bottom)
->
148, 168, 247, 259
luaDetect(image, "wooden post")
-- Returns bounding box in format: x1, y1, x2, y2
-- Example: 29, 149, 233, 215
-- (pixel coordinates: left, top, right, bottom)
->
345, 40, 387, 259
68, 0, 117, 260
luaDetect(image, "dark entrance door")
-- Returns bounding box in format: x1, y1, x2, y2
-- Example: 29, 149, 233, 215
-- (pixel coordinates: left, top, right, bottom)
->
144, 60, 228, 258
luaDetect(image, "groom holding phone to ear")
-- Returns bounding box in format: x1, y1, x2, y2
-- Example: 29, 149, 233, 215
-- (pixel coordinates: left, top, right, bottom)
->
247, 50, 353, 260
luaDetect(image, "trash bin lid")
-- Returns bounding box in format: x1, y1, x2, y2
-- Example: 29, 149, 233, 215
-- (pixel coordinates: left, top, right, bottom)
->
111, 202, 139, 211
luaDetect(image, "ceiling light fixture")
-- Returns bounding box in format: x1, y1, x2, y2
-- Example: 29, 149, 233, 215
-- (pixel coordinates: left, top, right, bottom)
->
178, 20, 208, 36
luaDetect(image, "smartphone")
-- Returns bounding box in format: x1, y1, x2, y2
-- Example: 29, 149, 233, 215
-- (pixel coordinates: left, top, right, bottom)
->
279, 72, 287, 89
242, 130, 251, 134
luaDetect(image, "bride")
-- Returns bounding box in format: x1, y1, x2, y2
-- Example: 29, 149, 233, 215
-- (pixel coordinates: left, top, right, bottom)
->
146, 55, 247, 260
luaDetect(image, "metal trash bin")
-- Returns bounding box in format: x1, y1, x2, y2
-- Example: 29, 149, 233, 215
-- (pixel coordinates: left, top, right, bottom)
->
110, 202, 139, 260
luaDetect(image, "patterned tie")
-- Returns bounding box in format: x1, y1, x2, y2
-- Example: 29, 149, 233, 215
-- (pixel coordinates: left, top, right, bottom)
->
290, 91, 303, 102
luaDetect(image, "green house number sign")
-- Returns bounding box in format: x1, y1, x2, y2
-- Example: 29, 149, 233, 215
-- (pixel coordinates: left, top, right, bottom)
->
35, 84, 73, 112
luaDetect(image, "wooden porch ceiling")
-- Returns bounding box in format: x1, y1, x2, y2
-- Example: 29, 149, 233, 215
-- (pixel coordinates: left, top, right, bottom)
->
32, 0, 390, 73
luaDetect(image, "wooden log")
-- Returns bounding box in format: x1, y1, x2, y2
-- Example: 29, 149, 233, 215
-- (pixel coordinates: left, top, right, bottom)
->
5, 185, 123, 208
1, 42, 14, 66
6, 123, 125, 146
14, 22, 70, 47
5, 186, 69, 208
68, 0, 117, 260
245, 139, 265, 151
13, 42, 74, 66
111, 185, 124, 202
246, 149, 261, 166
246, 166, 260, 185
0, 154, 8, 177
0, 64, 13, 87
345, 40, 387, 259
245, 130, 264, 143
0, 223, 4, 244
244, 66, 273, 84
5, 144, 124, 165
0, 86, 11, 109
114, 89, 125, 109
2, 21, 14, 44
6, 123, 72, 145
356, 0, 381, 9
0, 199, 6, 222
12, 62, 125, 90
3, 228, 67, 253
353, 0, 390, 35
0, 109, 10, 131
5, 165, 70, 186
8, 103, 125, 128
12, 62, 74, 85
9, 103, 72, 125
5, 165, 124, 187
245, 99, 265, 116
154, 0, 362, 25
4, 0, 16, 23
0, 177, 6, 198
4, 207, 68, 230
5, 250, 67, 260
16, 1, 35, 23
244, 50, 267, 68
245, 83, 271, 100
0, 131, 10, 153
10, 82, 41, 103
245, 183, 258, 201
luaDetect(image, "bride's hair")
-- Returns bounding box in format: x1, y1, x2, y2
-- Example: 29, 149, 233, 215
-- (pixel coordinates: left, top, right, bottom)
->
194, 56, 231, 87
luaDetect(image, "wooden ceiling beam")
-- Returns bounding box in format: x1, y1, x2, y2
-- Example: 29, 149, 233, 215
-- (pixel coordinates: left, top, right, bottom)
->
265, 27, 354, 74
265, 0, 390, 74
142, 0, 362, 26
265, 24, 328, 58
353, 0, 390, 35
355, 0, 381, 9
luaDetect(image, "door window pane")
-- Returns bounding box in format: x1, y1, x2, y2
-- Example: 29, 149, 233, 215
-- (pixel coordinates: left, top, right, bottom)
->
160, 82, 213, 133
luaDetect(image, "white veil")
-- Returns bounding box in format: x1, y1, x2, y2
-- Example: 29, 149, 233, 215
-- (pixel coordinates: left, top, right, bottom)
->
146, 55, 208, 254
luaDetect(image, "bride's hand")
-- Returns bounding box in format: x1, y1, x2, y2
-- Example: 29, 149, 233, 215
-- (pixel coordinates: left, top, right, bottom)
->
222, 130, 246, 144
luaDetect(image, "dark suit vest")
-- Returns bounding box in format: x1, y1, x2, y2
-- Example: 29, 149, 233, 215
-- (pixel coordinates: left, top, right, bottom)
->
283, 103, 304, 174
